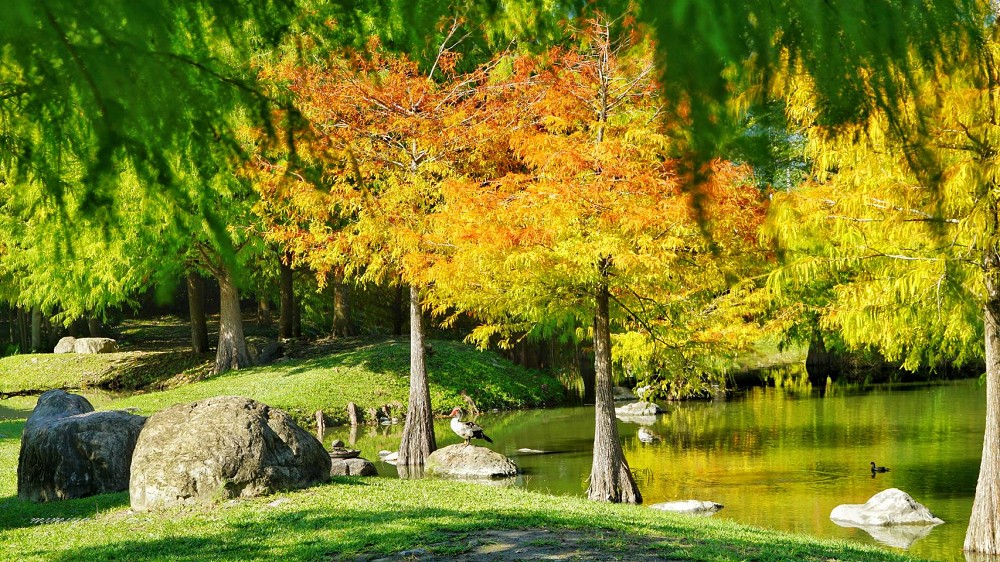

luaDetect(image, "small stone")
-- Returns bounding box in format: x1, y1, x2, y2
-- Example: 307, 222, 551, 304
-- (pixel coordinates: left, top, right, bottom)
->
650, 500, 723, 515
398, 549, 427, 557
267, 498, 291, 508
330, 457, 378, 477
331, 439, 345, 448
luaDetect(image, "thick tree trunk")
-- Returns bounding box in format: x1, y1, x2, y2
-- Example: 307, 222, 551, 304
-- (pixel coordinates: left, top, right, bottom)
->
392, 283, 405, 336
279, 254, 294, 339
331, 269, 353, 338
30, 307, 41, 352
586, 268, 641, 504
213, 267, 253, 374
397, 285, 436, 467
186, 272, 210, 354
966, 253, 1000, 553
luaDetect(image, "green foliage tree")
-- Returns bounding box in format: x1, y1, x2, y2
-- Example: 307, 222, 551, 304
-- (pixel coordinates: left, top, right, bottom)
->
767, 21, 1000, 553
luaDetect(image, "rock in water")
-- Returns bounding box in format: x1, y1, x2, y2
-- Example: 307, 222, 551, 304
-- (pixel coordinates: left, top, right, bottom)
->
53, 337, 76, 354
73, 337, 119, 354
649, 500, 724, 515
614, 402, 664, 416
330, 457, 378, 476
18, 390, 146, 502
830, 488, 944, 526
129, 396, 330, 511
425, 444, 518, 479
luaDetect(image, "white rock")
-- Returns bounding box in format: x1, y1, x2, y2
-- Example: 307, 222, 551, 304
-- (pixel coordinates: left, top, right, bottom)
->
53, 337, 76, 354
73, 338, 119, 354
830, 488, 944, 526
615, 401, 664, 416
650, 500, 723, 515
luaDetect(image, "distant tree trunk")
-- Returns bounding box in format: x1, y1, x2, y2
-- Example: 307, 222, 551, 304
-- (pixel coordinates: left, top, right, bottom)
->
30, 307, 41, 352
279, 254, 294, 339
966, 250, 1000, 554
257, 298, 273, 329
213, 266, 253, 374
586, 260, 641, 504
292, 297, 302, 338
579, 347, 596, 405
41, 315, 52, 349
397, 285, 436, 467
87, 314, 101, 337
186, 272, 210, 354
392, 283, 404, 336
331, 268, 353, 337
16, 307, 28, 353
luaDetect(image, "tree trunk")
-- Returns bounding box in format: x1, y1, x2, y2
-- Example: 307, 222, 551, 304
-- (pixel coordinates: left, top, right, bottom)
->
87, 314, 101, 337
586, 264, 641, 504
16, 307, 28, 353
213, 266, 253, 374
965, 251, 1000, 553
397, 285, 436, 467
392, 283, 405, 336
331, 268, 353, 338
30, 307, 41, 352
292, 297, 302, 338
186, 272, 210, 354
279, 254, 294, 339
257, 297, 273, 329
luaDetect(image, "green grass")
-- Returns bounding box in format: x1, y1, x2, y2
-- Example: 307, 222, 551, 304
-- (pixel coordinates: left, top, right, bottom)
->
0, 463, 923, 561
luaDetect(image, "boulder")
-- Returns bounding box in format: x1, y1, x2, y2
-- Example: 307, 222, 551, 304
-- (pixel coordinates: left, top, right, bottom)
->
129, 396, 330, 511
830, 488, 944, 526
612, 386, 637, 401
73, 338, 119, 354
615, 401, 664, 416
330, 457, 378, 476
649, 500, 724, 516
53, 337, 76, 354
426, 444, 518, 479
18, 390, 146, 502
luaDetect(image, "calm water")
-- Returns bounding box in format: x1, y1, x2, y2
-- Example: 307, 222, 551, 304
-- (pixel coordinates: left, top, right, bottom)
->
326, 377, 987, 562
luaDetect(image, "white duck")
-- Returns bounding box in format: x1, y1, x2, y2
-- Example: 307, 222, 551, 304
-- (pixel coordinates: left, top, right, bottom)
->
449, 407, 493, 446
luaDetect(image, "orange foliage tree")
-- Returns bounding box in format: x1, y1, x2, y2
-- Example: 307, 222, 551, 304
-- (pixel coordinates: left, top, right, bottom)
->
431, 18, 768, 503
256, 29, 515, 467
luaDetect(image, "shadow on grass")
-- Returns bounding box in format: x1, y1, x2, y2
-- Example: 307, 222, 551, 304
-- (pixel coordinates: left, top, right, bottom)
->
0, 491, 130, 532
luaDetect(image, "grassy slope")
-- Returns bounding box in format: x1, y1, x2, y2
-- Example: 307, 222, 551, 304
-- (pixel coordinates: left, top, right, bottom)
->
107, 339, 564, 426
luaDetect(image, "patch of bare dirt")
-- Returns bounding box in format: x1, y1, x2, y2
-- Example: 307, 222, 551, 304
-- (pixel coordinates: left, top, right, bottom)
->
356, 528, 675, 561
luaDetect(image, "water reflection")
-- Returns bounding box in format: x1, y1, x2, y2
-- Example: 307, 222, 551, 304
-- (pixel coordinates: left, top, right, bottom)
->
326, 378, 987, 562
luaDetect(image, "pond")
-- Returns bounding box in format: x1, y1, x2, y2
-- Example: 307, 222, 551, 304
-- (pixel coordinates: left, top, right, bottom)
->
325, 376, 986, 562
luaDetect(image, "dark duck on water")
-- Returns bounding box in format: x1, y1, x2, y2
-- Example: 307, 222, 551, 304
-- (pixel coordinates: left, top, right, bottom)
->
871, 461, 890, 474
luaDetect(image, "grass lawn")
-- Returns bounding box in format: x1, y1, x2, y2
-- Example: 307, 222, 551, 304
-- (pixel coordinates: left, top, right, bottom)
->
0, 413, 920, 562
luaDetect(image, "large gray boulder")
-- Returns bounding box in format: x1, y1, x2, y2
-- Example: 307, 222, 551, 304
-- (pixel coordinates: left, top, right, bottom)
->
18, 390, 147, 502
830, 488, 944, 526
425, 444, 518, 479
53, 337, 76, 354
73, 337, 119, 354
129, 396, 330, 511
